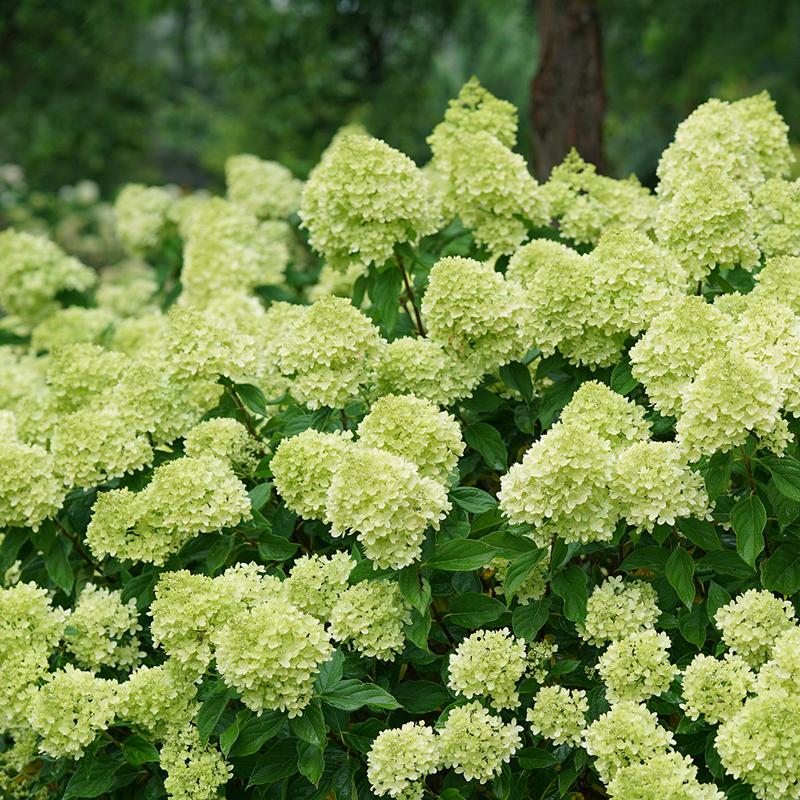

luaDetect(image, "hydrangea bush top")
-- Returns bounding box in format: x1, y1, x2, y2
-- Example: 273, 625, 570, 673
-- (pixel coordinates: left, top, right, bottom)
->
1, 78, 800, 800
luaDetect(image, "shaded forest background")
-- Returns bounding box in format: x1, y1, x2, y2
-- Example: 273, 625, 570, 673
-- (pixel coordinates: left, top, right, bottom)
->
1, 0, 800, 194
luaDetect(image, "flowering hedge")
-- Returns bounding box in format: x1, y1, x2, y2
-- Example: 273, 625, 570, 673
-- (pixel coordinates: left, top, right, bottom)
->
2, 78, 800, 800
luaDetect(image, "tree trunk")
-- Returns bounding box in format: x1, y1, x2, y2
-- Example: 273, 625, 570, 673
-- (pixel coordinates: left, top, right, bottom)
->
530, 0, 606, 181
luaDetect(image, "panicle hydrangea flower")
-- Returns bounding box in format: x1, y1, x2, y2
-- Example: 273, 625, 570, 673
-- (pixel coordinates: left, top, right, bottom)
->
113, 183, 174, 255
109, 312, 168, 359
714, 589, 796, 667
681, 653, 754, 724
148, 571, 219, 675
558, 380, 651, 450
754, 626, 800, 694
160, 723, 232, 800
655, 173, 760, 279
213, 597, 332, 716
0, 230, 95, 325
0, 435, 62, 529
715, 691, 800, 800
212, 562, 287, 624
117, 660, 198, 739
326, 446, 450, 569
491, 553, 549, 605
629, 296, 735, 417
64, 583, 142, 671
578, 577, 660, 646
541, 149, 658, 244
183, 417, 260, 473
29, 665, 119, 759
300, 131, 437, 270
527, 686, 588, 746
437, 701, 522, 783
584, 227, 689, 335
597, 630, 677, 703
374, 336, 483, 407
448, 628, 527, 710
45, 343, 127, 413
611, 441, 711, 530
752, 254, 800, 315
271, 429, 354, 519
498, 424, 618, 544
86, 455, 251, 565
356, 394, 464, 483
583, 700, 675, 782
180, 198, 288, 304
278, 295, 383, 409
95, 259, 158, 317
733, 91, 795, 177
606, 750, 724, 800
505, 238, 579, 289
422, 256, 523, 373
329, 579, 411, 661
31, 306, 115, 352
676, 350, 783, 461
284, 551, 355, 620
527, 639, 559, 683
226, 154, 303, 219
367, 721, 441, 800
50, 403, 154, 489
753, 177, 800, 258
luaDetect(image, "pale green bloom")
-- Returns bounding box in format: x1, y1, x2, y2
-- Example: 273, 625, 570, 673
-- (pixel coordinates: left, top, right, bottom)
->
681, 653, 754, 724
113, 183, 174, 255
597, 630, 677, 703
367, 721, 440, 800
578, 577, 660, 647
160, 724, 231, 800
527, 686, 587, 746
226, 154, 303, 219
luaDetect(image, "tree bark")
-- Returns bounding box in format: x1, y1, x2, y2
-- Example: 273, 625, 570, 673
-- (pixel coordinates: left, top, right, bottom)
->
531, 0, 606, 181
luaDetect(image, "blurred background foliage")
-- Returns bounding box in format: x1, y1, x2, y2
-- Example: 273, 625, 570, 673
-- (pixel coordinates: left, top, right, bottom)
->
1, 0, 799, 194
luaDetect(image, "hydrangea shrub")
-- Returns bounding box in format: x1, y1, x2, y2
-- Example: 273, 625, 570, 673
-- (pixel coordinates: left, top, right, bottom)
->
1, 81, 800, 800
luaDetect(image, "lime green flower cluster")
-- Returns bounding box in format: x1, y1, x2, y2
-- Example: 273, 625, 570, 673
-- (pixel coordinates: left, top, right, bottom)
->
367, 721, 440, 800
64, 583, 142, 671
447, 628, 528, 709
86, 454, 251, 564
300, 131, 437, 270
226, 154, 303, 220
159, 723, 231, 800
284, 551, 355, 620
753, 177, 800, 258
31, 306, 114, 351
527, 686, 587, 746
578, 577, 660, 646
113, 183, 174, 256
0, 229, 95, 326
183, 417, 260, 473
681, 653, 754, 724
542, 149, 658, 244
95, 259, 158, 317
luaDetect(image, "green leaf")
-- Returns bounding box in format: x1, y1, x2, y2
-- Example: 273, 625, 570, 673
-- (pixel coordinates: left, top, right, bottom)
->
229, 711, 285, 757
761, 454, 800, 501
501, 548, 547, 599
551, 565, 588, 623
704, 451, 733, 500
314, 649, 345, 694
446, 592, 507, 627
762, 541, 800, 596
516, 747, 560, 769
248, 739, 299, 786
297, 741, 325, 786
538, 377, 578, 429
394, 681, 451, 713
234, 383, 269, 417
248, 482, 272, 511
678, 604, 707, 649
666, 547, 695, 608
43, 534, 73, 595
0, 528, 28, 573
206, 534, 233, 574
122, 734, 159, 765
405, 606, 432, 650
499, 362, 533, 402
450, 486, 497, 514
426, 538, 496, 571
610, 358, 638, 396
63, 754, 121, 798
369, 265, 403, 334
257, 534, 298, 561
512, 595, 550, 640
677, 518, 721, 551
482, 531, 538, 557
320, 679, 401, 711
463, 423, 507, 471
289, 700, 326, 746
707, 581, 732, 624
620, 546, 670, 572
730, 494, 766, 567
197, 685, 230, 743
698, 550, 754, 579
220, 714, 243, 757
398, 566, 431, 613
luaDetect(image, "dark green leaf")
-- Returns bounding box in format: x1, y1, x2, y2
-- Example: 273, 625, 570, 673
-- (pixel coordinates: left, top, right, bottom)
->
394, 681, 451, 713
122, 734, 159, 766
258, 533, 298, 561
234, 383, 269, 417
482, 531, 538, 557
289, 700, 326, 746
678, 604, 707, 649
502, 548, 547, 599
320, 679, 401, 711
730, 494, 766, 567
512, 595, 550, 640
197, 686, 230, 743
446, 592, 507, 627
698, 550, 755, 579
248, 739, 299, 786
499, 362, 533, 402
314, 649, 345, 694
398, 567, 431, 613
761, 454, 800, 501
620, 546, 670, 572
370, 265, 402, 334
516, 747, 560, 769
762, 541, 800, 596
297, 741, 325, 786
406, 606, 432, 650
463, 423, 507, 471
666, 547, 695, 608
229, 711, 285, 757
704, 451, 732, 500
63, 754, 122, 798
450, 486, 497, 514
248, 482, 272, 511
220, 714, 242, 757
43, 534, 73, 594
551, 565, 588, 623
707, 581, 732, 624
610, 358, 638, 396
426, 538, 496, 571
677, 519, 721, 551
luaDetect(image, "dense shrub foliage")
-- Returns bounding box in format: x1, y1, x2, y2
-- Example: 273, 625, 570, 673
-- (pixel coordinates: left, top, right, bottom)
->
2, 78, 800, 799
